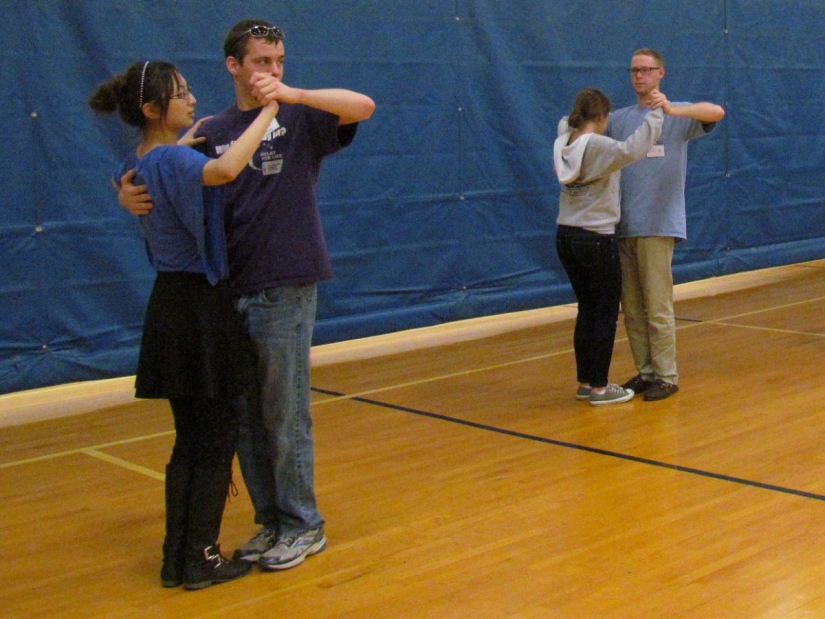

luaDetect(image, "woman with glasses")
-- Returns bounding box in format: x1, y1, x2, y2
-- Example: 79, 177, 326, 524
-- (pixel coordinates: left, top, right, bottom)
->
116, 19, 374, 572
89, 60, 278, 589
553, 87, 664, 405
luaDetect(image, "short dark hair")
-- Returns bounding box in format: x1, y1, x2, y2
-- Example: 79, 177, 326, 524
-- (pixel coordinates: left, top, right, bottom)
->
224, 19, 282, 61
567, 88, 611, 130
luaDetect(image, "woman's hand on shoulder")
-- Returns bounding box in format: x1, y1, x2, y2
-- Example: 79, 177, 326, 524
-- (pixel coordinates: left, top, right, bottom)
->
177, 116, 212, 147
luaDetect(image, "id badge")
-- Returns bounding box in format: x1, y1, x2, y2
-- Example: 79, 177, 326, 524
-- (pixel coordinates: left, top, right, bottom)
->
647, 144, 665, 158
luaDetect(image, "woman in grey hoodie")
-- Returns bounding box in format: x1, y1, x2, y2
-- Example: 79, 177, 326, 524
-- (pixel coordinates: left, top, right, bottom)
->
554, 88, 663, 405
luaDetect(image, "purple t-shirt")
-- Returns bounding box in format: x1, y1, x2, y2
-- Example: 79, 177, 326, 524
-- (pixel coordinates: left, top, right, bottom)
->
196, 103, 356, 295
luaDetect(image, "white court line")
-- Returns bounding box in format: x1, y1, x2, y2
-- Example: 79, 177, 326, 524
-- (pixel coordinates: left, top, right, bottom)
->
311, 347, 575, 405
81, 448, 166, 481
0, 430, 174, 470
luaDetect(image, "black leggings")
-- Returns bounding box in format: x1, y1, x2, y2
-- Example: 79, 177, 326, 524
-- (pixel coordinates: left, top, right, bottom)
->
556, 225, 622, 388
168, 396, 239, 471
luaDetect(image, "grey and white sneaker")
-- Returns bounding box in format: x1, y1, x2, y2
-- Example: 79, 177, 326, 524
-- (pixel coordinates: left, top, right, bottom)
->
233, 527, 277, 562
259, 528, 326, 571
589, 383, 634, 406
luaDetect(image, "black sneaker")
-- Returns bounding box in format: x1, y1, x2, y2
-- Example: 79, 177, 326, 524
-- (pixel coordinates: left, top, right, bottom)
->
622, 374, 654, 394
183, 545, 251, 590
643, 379, 679, 401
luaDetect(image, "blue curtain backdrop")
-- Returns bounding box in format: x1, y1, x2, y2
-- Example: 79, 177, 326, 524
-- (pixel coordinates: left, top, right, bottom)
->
1, 0, 824, 393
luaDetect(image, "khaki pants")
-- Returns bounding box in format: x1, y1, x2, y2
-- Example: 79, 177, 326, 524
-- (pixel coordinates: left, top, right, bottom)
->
618, 236, 678, 385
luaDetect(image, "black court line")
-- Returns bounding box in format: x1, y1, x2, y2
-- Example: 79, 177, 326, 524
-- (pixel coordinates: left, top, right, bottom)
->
622, 312, 703, 324
313, 386, 825, 503
620, 310, 703, 324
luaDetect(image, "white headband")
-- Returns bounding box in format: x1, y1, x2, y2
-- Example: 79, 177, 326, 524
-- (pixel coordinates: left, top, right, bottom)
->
138, 61, 150, 107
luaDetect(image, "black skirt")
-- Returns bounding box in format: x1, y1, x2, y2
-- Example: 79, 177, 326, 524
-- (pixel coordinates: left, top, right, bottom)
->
135, 272, 255, 400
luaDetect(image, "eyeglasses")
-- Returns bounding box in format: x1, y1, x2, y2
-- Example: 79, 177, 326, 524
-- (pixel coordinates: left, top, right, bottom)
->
244, 25, 284, 40
169, 87, 193, 100
627, 67, 661, 76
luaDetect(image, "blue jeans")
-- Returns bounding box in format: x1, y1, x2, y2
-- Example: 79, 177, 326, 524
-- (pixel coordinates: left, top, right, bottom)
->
556, 225, 622, 388
234, 284, 324, 536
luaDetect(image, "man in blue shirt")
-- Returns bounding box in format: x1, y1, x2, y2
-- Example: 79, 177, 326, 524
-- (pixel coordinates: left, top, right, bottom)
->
606, 48, 724, 401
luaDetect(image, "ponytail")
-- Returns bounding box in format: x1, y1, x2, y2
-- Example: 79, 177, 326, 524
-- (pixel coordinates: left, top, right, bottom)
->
88, 60, 181, 129
567, 88, 611, 130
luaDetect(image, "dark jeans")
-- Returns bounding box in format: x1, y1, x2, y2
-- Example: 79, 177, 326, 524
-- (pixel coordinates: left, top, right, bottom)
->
555, 225, 622, 388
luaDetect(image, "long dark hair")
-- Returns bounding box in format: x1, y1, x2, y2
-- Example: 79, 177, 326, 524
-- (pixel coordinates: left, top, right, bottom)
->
88, 61, 182, 129
567, 88, 611, 130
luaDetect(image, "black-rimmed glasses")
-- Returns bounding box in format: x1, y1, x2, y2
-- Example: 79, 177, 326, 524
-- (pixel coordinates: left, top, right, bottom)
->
169, 87, 193, 100
244, 25, 285, 40
627, 67, 661, 76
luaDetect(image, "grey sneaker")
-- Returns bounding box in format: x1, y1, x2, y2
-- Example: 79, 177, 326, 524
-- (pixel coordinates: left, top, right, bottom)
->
232, 527, 277, 562
589, 383, 634, 406
576, 385, 592, 400
259, 528, 326, 571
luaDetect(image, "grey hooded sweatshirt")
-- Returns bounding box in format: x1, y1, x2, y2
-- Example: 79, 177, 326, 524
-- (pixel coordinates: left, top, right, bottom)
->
554, 108, 663, 234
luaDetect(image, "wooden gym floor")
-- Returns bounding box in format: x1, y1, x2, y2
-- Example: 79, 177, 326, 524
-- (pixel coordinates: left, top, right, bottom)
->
2, 260, 825, 618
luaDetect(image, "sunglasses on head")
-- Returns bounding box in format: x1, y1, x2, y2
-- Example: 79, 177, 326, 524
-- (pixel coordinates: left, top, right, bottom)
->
244, 25, 284, 40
